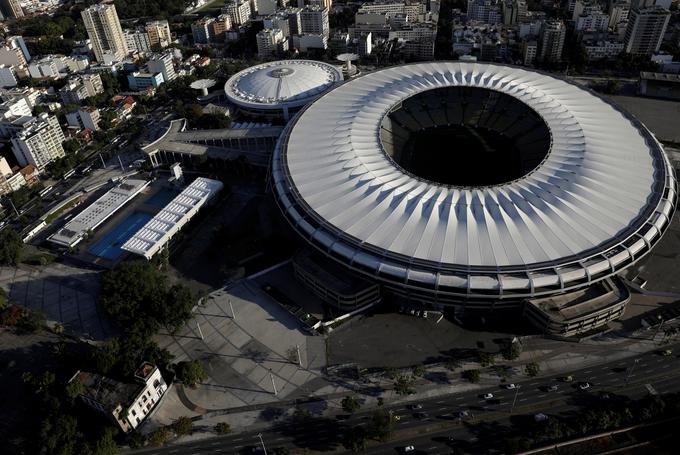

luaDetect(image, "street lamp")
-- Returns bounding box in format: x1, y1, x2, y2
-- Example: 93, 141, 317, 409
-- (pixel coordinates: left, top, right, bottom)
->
257, 433, 268, 455
510, 385, 521, 415
625, 358, 640, 386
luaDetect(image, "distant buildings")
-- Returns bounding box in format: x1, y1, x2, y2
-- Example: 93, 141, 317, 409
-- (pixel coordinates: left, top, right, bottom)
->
59, 73, 104, 105
124, 29, 152, 54
146, 20, 172, 48
147, 52, 177, 83
127, 71, 164, 91
69, 363, 167, 433
81, 3, 129, 63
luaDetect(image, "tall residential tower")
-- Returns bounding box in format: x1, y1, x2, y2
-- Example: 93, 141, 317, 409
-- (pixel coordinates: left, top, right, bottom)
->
81, 3, 129, 63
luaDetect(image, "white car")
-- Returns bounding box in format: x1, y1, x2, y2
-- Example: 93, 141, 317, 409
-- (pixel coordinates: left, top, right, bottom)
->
483, 393, 494, 400
534, 413, 549, 422
403, 445, 415, 453
505, 383, 516, 390
579, 382, 591, 390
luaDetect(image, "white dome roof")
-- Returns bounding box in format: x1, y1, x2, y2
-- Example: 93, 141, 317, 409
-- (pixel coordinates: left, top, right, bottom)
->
272, 62, 676, 299
224, 60, 343, 111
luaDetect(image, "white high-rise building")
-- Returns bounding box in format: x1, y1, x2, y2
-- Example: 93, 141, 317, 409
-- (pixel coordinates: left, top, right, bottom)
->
257, 28, 288, 57
147, 53, 177, 83
81, 3, 129, 63
124, 29, 152, 53
0, 0, 23, 18
146, 20, 172, 48
624, 6, 671, 55
11, 113, 66, 171
223, 0, 252, 26
538, 20, 566, 62
300, 6, 330, 38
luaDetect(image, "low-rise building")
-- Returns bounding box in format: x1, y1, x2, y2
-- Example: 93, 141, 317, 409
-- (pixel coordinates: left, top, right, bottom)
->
146, 20, 172, 48
640, 71, 680, 100
0, 65, 18, 88
66, 107, 101, 131
68, 362, 167, 433
147, 52, 177, 83
583, 38, 624, 60
127, 71, 164, 91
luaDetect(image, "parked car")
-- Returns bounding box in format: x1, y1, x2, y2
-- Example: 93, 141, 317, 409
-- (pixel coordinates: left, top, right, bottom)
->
403, 446, 415, 453
410, 404, 423, 410
579, 382, 591, 390
534, 413, 549, 422
483, 393, 494, 400
547, 385, 559, 392
504, 383, 516, 390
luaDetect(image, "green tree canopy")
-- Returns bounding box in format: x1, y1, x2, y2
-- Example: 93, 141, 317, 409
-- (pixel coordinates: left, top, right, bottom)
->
0, 228, 22, 266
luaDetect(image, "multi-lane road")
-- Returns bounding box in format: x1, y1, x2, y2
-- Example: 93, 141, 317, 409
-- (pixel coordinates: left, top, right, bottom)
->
134, 341, 680, 455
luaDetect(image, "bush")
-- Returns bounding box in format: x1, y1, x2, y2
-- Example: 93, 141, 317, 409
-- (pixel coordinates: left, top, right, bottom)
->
341, 395, 360, 414
525, 362, 540, 377
171, 416, 193, 436
175, 360, 207, 387
412, 363, 426, 377
394, 374, 416, 395
148, 427, 171, 446
214, 422, 230, 434
479, 352, 495, 367
462, 369, 481, 383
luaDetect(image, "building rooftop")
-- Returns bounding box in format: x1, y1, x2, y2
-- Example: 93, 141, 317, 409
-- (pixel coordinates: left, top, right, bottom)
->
640, 72, 680, 83
48, 177, 150, 248
121, 177, 223, 259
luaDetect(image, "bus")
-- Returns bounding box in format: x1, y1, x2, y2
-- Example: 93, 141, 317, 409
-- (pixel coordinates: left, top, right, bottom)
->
62, 169, 76, 180
79, 165, 92, 175
39, 185, 54, 197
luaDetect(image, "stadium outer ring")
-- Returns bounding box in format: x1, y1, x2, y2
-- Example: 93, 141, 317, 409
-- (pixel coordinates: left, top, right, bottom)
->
271, 62, 677, 307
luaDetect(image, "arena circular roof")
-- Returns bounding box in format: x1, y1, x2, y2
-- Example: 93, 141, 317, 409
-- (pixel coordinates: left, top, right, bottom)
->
224, 60, 343, 111
272, 62, 676, 302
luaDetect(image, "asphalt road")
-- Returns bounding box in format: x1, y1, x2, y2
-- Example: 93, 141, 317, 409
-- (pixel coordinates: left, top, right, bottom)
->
133, 341, 680, 455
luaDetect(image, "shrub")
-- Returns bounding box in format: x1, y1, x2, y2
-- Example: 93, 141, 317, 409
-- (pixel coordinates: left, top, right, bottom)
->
462, 369, 481, 383
175, 360, 207, 387
171, 416, 193, 436
214, 422, 230, 434
148, 427, 170, 446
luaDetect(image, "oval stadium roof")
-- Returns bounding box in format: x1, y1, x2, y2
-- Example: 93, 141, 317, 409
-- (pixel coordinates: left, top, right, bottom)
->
272, 62, 677, 302
224, 60, 343, 111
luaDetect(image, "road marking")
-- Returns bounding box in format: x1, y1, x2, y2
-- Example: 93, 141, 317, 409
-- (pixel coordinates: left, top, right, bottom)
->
436, 400, 446, 404
518, 398, 527, 402
427, 446, 439, 450
583, 370, 593, 373
538, 394, 546, 398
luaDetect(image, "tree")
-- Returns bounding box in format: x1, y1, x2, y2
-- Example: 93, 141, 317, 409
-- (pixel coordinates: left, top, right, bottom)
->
525, 362, 540, 377
500, 340, 522, 360
343, 425, 369, 452
342, 395, 361, 414
65, 379, 84, 403
0, 228, 22, 265
22, 371, 56, 394
368, 409, 394, 441
214, 422, 230, 434
412, 363, 426, 377
462, 369, 481, 383
175, 360, 207, 387
171, 416, 193, 436
92, 427, 118, 455
38, 414, 83, 455
394, 374, 416, 395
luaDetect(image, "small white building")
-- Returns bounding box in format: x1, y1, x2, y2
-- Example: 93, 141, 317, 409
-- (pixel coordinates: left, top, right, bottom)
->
69, 362, 168, 433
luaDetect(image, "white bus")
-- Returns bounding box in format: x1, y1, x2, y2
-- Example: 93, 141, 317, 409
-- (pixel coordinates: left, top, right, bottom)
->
62, 169, 76, 180
39, 186, 54, 197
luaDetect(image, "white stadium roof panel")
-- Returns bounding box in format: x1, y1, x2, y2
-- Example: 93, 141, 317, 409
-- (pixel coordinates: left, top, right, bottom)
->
273, 62, 676, 301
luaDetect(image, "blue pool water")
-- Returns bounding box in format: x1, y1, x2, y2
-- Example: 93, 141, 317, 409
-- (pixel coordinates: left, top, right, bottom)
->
89, 212, 152, 261
146, 187, 179, 208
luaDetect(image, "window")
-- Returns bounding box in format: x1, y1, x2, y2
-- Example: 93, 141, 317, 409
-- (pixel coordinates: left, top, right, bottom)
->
154, 379, 161, 388
132, 409, 137, 416
142, 395, 148, 403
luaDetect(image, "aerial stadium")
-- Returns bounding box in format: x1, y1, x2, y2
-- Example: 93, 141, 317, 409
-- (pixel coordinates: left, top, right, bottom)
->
272, 62, 676, 333
224, 59, 343, 120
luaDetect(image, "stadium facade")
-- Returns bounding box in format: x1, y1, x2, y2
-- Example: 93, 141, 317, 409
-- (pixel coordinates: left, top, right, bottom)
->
272, 62, 676, 332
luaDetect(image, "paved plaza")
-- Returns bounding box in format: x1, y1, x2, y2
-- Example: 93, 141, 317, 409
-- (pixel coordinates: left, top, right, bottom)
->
0, 263, 114, 340
151, 275, 331, 425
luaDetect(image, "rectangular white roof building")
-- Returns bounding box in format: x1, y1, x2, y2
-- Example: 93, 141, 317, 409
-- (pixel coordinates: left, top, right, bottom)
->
121, 177, 223, 260
49, 177, 150, 248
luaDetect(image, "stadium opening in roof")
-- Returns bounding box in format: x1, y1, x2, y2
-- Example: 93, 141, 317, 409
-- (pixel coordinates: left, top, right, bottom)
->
272, 62, 676, 324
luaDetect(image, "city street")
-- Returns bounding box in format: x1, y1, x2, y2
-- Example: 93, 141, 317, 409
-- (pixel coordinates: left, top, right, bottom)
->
133, 341, 680, 455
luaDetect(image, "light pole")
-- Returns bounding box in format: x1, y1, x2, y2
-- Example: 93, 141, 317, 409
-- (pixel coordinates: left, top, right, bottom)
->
296, 344, 302, 368
653, 315, 664, 342
625, 358, 640, 386
269, 369, 277, 396
257, 433, 268, 455
510, 385, 521, 415
196, 321, 204, 340
228, 298, 236, 321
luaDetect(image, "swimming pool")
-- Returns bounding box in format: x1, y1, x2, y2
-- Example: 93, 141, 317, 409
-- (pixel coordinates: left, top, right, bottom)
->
146, 187, 180, 208
89, 212, 152, 261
